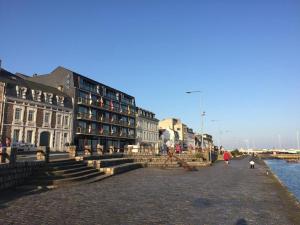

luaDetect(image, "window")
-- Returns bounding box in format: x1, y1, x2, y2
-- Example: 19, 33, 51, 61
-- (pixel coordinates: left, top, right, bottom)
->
57, 114, 62, 126
15, 108, 22, 121
45, 112, 51, 124
78, 106, 88, 114
63, 133, 68, 145
64, 116, 69, 127
28, 110, 35, 122
13, 129, 20, 142
27, 130, 33, 143
79, 78, 97, 93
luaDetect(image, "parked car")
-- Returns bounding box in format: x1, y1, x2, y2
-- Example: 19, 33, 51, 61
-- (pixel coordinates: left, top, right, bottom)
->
12, 142, 36, 151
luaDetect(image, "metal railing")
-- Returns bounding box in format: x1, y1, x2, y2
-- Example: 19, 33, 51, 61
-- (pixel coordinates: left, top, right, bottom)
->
77, 112, 135, 128
77, 97, 135, 116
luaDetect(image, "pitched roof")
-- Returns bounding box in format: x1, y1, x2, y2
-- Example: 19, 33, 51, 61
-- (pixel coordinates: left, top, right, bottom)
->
0, 68, 69, 97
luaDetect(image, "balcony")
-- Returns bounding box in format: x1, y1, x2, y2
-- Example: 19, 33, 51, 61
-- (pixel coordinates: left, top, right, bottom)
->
77, 97, 135, 117
77, 113, 135, 128
77, 112, 97, 121
76, 127, 135, 139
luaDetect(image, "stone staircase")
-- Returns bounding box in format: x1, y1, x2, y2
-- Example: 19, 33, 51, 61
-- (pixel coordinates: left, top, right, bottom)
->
25, 156, 143, 188
26, 159, 110, 188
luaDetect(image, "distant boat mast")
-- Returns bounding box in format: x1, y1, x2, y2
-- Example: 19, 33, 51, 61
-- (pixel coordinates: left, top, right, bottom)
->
297, 131, 300, 150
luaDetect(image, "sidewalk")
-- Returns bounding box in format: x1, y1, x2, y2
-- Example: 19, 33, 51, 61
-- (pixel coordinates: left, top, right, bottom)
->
0, 157, 299, 225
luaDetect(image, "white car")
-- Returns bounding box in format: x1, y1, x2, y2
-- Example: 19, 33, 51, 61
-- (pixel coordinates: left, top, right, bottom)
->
12, 142, 35, 151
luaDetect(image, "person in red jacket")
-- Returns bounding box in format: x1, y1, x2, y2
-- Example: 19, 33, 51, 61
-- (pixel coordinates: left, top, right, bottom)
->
223, 151, 231, 165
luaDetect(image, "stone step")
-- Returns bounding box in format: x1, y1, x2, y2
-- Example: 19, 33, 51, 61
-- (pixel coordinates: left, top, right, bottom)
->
33, 167, 100, 180
27, 171, 105, 186
100, 162, 142, 175
48, 164, 92, 175
98, 158, 134, 168
47, 162, 88, 171
79, 173, 112, 184
48, 159, 82, 167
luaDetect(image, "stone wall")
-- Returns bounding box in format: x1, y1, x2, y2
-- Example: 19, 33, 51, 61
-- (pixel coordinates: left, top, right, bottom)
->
0, 161, 45, 190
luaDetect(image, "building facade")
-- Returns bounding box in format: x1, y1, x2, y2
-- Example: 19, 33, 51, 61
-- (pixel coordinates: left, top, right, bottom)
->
195, 133, 214, 150
0, 82, 4, 139
184, 127, 195, 149
159, 128, 179, 148
136, 107, 159, 150
0, 68, 73, 151
25, 66, 136, 152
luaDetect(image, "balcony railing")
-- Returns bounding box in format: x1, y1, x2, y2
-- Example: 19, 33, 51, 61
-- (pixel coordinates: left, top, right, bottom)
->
77, 97, 135, 116
76, 127, 135, 139
77, 113, 135, 128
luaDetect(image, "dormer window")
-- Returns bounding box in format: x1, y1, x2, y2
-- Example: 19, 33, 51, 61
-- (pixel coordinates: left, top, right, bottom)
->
16, 85, 19, 96
16, 86, 27, 99
21, 87, 27, 99
32, 90, 42, 102
56, 95, 65, 106
44, 92, 53, 104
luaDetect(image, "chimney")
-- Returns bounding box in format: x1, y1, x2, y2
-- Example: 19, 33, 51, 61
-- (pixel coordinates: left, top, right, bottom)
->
0, 59, 2, 70
57, 85, 64, 91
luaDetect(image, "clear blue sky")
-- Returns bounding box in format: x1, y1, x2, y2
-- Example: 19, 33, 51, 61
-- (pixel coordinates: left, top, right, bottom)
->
1, 0, 300, 149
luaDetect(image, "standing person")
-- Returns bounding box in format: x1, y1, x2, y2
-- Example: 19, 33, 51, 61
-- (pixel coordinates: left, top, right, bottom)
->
175, 144, 180, 154
249, 158, 255, 169
5, 137, 11, 147
223, 150, 231, 165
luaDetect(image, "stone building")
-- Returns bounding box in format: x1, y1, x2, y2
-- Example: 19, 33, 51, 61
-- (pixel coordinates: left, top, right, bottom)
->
23, 66, 136, 152
0, 68, 73, 151
159, 128, 179, 148
195, 133, 214, 150
135, 107, 159, 150
159, 118, 194, 149
0, 82, 4, 139
184, 127, 195, 149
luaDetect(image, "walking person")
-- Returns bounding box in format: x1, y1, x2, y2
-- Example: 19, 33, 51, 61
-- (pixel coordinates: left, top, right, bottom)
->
223, 150, 231, 165
249, 158, 255, 169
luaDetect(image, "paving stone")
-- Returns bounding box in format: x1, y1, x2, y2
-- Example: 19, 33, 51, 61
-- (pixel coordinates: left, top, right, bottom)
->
0, 157, 299, 225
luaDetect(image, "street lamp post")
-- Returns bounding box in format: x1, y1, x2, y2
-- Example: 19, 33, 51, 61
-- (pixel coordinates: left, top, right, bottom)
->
186, 91, 210, 162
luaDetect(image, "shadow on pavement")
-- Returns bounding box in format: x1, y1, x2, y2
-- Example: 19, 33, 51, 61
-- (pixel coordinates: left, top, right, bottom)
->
0, 185, 51, 209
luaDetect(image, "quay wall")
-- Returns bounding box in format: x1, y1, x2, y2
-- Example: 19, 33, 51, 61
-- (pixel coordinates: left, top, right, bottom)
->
0, 161, 45, 190
259, 154, 300, 160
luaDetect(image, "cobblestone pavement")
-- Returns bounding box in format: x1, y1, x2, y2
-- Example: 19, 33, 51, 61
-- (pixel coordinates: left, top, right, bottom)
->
0, 157, 300, 225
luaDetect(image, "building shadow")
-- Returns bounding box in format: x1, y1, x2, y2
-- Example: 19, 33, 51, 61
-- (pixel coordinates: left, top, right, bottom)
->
0, 185, 51, 209
236, 218, 248, 225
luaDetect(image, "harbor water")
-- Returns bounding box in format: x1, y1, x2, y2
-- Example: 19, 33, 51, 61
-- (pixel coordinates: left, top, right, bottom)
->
265, 159, 300, 202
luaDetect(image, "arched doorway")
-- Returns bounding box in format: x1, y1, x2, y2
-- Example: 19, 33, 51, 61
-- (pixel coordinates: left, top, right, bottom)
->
40, 131, 50, 147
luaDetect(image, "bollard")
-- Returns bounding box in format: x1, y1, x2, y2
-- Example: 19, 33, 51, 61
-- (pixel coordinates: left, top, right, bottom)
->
84, 145, 92, 156
109, 146, 114, 154
36, 146, 50, 163
96, 144, 104, 155
68, 146, 77, 158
